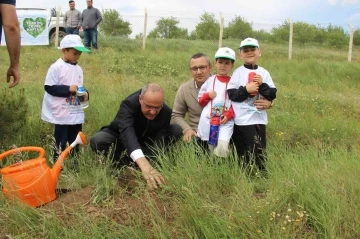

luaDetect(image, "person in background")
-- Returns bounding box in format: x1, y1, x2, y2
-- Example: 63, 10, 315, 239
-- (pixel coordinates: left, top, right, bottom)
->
172, 53, 212, 143
227, 37, 277, 171
90, 83, 182, 189
80, 0, 102, 51
64, 0, 81, 35
0, 0, 20, 88
197, 47, 236, 158
41, 35, 90, 160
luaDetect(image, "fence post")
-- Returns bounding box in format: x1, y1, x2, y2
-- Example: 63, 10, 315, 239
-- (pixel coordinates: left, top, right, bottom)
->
54, 6, 61, 47
218, 13, 224, 49
348, 23, 354, 62
142, 8, 148, 50
288, 18, 293, 60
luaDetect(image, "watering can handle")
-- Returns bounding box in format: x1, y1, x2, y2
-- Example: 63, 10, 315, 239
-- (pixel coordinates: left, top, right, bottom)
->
0, 147, 45, 161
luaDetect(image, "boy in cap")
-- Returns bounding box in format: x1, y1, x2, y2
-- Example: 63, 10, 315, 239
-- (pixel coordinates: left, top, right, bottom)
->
41, 34, 91, 160
227, 37, 277, 170
197, 47, 236, 157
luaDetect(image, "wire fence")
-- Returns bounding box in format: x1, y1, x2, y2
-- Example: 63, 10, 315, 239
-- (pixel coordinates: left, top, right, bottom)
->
119, 9, 359, 61
54, 7, 360, 61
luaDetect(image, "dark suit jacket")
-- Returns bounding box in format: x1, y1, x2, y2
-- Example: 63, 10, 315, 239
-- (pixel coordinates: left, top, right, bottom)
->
101, 89, 172, 155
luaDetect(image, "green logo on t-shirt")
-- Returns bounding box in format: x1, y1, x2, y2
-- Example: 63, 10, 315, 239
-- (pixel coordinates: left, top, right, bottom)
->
23, 18, 46, 38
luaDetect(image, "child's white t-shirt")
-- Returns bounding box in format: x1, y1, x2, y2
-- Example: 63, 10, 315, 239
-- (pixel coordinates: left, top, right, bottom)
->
41, 58, 85, 125
227, 65, 275, 126
197, 75, 234, 142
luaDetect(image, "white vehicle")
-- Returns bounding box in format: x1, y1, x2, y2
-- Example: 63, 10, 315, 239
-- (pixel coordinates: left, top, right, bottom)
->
16, 8, 83, 45
48, 8, 84, 42
48, 8, 67, 43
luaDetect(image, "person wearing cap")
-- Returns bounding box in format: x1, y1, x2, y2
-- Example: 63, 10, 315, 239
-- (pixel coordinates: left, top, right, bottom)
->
41, 34, 91, 160
197, 47, 236, 157
172, 53, 212, 143
64, 0, 81, 35
227, 37, 277, 170
0, 0, 20, 88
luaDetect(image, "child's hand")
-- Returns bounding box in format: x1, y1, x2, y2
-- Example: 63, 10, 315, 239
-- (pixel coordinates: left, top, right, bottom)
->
69, 85, 78, 93
220, 115, 228, 124
246, 82, 259, 94
84, 92, 89, 101
209, 91, 217, 99
254, 74, 263, 86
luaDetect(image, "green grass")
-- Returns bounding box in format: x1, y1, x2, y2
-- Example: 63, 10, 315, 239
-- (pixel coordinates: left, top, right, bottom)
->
0, 38, 360, 238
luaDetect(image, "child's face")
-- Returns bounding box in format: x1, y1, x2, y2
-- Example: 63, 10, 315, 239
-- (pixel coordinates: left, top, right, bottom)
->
240, 47, 261, 65
62, 48, 82, 64
215, 58, 234, 76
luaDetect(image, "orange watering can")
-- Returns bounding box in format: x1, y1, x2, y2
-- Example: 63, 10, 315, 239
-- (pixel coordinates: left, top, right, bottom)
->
0, 132, 86, 207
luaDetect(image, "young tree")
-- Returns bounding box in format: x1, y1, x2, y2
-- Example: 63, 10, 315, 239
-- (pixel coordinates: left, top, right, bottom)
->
326, 24, 348, 48
314, 24, 327, 45
188, 30, 197, 40
148, 17, 188, 39
195, 12, 219, 40
99, 9, 132, 37
252, 29, 272, 42
271, 21, 290, 43
135, 33, 143, 39
224, 16, 252, 39
292, 22, 319, 45
354, 28, 360, 46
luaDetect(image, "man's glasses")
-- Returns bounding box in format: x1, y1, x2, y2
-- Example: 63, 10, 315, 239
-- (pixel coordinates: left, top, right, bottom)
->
141, 98, 163, 111
190, 65, 208, 72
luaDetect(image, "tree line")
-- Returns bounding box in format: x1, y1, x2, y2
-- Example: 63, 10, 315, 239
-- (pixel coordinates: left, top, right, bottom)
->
99, 9, 359, 48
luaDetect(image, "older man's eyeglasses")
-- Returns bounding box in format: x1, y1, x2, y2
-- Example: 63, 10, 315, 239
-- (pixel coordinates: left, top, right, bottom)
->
190, 65, 208, 72
141, 98, 163, 111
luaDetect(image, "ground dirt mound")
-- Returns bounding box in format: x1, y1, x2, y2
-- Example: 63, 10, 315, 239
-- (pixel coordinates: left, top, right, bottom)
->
39, 168, 175, 227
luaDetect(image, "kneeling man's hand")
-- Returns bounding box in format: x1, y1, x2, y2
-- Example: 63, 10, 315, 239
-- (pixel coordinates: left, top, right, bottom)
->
136, 157, 165, 189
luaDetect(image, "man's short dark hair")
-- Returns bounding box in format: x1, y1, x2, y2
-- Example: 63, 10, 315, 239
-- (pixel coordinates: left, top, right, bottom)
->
69, 0, 74, 3
190, 53, 211, 66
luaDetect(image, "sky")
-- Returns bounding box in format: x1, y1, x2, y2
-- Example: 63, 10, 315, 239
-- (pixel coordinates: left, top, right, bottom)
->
16, 0, 360, 36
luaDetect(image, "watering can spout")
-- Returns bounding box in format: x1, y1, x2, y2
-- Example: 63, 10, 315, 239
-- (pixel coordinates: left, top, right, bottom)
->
52, 131, 87, 181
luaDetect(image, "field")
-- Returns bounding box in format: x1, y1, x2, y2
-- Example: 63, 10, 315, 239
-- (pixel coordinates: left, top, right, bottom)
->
1, 38, 360, 238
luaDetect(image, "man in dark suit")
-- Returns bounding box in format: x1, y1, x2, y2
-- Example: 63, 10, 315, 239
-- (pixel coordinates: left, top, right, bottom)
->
90, 83, 182, 188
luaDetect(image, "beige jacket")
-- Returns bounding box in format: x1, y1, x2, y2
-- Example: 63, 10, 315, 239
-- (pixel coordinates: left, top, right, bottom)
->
172, 79, 204, 133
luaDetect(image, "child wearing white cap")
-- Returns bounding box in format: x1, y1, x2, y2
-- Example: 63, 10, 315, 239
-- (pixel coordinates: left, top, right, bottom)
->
41, 34, 90, 160
227, 37, 277, 171
197, 47, 236, 157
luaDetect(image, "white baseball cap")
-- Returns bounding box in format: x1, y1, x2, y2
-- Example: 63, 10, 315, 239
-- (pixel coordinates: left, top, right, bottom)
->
239, 37, 260, 49
215, 47, 236, 61
58, 34, 91, 52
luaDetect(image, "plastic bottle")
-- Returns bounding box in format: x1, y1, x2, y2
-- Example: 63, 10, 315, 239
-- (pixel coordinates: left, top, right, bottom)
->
248, 72, 258, 97
76, 86, 89, 109
209, 116, 220, 146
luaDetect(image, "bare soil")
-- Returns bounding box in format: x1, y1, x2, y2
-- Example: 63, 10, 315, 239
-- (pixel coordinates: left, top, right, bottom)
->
38, 168, 176, 229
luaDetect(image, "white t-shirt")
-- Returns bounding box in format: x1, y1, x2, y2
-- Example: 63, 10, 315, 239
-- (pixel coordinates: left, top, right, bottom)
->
41, 58, 85, 125
197, 75, 234, 142
227, 65, 276, 126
